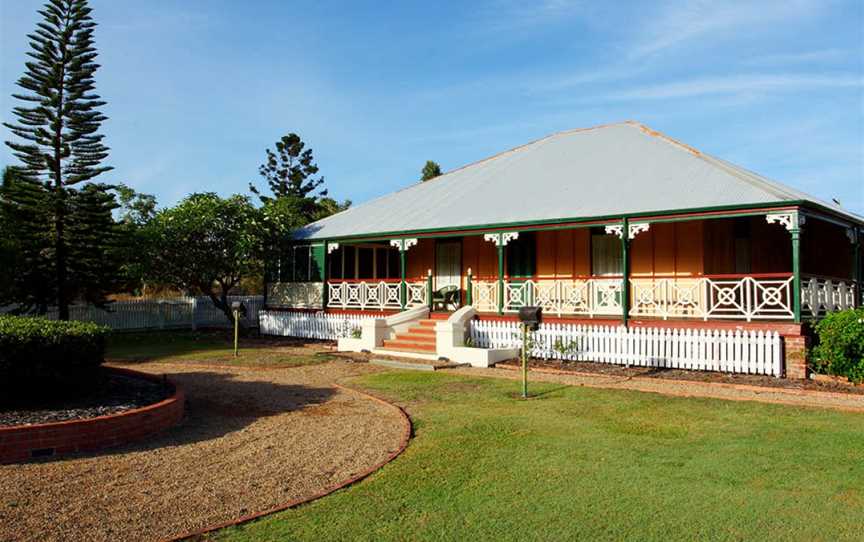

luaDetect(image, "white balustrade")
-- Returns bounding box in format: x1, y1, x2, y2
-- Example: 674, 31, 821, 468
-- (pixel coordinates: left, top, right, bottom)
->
471, 276, 804, 321
326, 280, 427, 311
471, 281, 499, 313
801, 277, 857, 317
630, 276, 794, 321
503, 278, 622, 317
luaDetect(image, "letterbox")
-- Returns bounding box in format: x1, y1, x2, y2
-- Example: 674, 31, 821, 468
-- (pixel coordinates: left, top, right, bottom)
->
517, 306, 542, 331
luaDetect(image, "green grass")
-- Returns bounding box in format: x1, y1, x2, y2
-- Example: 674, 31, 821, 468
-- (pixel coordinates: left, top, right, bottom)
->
106, 330, 335, 367
217, 371, 864, 541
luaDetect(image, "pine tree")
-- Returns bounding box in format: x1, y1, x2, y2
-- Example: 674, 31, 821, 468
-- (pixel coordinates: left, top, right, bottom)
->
421, 160, 442, 181
3, 0, 113, 319
249, 133, 330, 223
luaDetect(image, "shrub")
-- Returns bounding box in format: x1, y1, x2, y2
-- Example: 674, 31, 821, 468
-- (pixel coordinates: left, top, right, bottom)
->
0, 315, 110, 402
810, 308, 864, 383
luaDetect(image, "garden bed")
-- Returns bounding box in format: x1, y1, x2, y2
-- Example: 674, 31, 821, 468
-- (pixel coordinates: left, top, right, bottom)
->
0, 368, 172, 426
496, 358, 864, 395
0, 368, 184, 464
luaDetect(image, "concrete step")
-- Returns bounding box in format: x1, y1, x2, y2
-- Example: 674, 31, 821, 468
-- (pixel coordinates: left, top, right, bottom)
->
417, 320, 437, 327
380, 339, 436, 352
406, 326, 435, 335
393, 332, 436, 344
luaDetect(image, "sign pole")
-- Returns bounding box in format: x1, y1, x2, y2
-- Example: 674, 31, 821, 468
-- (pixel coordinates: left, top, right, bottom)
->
233, 308, 239, 357
521, 323, 528, 398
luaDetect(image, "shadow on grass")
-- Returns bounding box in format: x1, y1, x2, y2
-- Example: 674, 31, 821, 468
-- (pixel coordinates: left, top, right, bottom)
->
29, 370, 337, 464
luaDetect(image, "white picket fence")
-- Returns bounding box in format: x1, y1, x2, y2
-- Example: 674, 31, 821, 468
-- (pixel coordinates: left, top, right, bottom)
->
26, 296, 265, 331
259, 310, 372, 340
470, 320, 783, 376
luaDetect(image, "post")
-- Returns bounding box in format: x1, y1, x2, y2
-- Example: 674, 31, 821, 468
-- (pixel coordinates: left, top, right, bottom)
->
621, 217, 630, 327
497, 244, 505, 315
791, 223, 802, 323
427, 269, 433, 311
400, 248, 407, 309
521, 323, 529, 398
854, 229, 861, 307
233, 308, 240, 357
466, 267, 473, 307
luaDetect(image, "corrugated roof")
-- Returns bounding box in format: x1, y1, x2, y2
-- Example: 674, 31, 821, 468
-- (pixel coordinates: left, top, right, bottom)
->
297, 121, 862, 240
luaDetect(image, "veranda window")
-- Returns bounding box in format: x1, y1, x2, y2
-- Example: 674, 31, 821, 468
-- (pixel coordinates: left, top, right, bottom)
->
591, 232, 622, 276
280, 244, 322, 282
328, 244, 400, 280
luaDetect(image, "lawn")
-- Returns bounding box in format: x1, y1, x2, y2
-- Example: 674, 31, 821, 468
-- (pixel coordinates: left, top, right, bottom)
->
106, 330, 337, 367
216, 370, 864, 542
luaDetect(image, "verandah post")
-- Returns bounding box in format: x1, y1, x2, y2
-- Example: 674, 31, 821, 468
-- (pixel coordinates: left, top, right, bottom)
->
497, 243, 505, 315
791, 218, 802, 323
400, 247, 407, 309
621, 217, 630, 327
466, 267, 473, 307
853, 228, 862, 307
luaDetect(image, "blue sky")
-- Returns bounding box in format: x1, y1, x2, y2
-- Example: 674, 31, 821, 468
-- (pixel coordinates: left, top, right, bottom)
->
2, 0, 863, 215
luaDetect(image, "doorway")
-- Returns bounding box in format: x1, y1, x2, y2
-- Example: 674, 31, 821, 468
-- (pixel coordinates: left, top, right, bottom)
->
435, 240, 462, 299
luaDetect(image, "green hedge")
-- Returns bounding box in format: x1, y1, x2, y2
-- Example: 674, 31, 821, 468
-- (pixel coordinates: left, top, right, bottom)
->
811, 308, 864, 383
0, 315, 109, 401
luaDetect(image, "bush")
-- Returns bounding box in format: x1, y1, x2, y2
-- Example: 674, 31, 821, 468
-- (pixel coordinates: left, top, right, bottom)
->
0, 315, 109, 402
810, 308, 864, 383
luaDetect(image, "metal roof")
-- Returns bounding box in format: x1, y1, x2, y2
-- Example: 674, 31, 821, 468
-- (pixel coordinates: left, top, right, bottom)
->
297, 121, 862, 240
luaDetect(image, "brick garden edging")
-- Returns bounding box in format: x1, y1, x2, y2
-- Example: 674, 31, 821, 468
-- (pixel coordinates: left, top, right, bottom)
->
0, 367, 184, 464
166, 383, 413, 542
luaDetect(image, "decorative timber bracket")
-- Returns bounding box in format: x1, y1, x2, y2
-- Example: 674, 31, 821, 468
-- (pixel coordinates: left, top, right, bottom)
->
605, 222, 650, 240
483, 232, 519, 246
390, 238, 418, 252
766, 211, 805, 232
327, 242, 340, 254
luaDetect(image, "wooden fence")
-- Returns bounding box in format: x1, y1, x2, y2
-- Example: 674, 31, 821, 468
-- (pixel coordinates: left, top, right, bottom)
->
23, 296, 265, 331
259, 310, 371, 340
470, 320, 783, 376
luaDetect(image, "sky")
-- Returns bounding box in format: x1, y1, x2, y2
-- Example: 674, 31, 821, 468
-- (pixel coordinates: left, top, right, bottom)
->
1, 0, 863, 215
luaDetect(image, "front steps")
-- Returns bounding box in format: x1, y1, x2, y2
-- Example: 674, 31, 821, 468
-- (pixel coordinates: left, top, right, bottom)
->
380, 319, 439, 354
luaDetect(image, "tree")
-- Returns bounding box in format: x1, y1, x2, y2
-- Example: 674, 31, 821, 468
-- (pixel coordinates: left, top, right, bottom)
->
143, 193, 264, 325
3, 0, 113, 319
114, 183, 156, 225
249, 133, 325, 219
0, 166, 54, 313
421, 160, 442, 181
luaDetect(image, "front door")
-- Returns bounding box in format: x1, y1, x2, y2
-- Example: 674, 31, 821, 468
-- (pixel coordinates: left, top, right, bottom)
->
435, 240, 462, 292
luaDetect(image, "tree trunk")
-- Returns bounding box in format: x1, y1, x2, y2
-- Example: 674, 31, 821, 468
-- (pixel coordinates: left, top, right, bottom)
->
54, 10, 69, 320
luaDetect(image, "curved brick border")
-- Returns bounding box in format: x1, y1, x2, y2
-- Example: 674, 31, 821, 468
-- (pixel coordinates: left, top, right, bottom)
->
166, 383, 413, 542
0, 368, 184, 464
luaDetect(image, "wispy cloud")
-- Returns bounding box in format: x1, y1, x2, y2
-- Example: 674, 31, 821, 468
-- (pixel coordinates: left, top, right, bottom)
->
629, 0, 825, 59
743, 49, 850, 66
476, 0, 586, 31
604, 74, 862, 101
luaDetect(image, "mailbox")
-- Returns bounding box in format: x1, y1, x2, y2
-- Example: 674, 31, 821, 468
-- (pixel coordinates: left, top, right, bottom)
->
231, 300, 247, 317
518, 306, 542, 331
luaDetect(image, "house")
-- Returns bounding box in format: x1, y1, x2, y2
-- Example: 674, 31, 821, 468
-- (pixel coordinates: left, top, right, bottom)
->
261, 121, 863, 377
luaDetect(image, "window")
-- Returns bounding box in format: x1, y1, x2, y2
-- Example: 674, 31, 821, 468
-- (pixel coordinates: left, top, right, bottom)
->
734, 219, 752, 274
506, 232, 535, 278
327, 244, 401, 280
278, 244, 322, 282
591, 231, 622, 276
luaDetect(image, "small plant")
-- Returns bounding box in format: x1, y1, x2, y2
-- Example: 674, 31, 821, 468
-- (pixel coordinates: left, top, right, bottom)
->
553, 337, 579, 361
351, 327, 362, 339
464, 336, 475, 348
810, 308, 864, 383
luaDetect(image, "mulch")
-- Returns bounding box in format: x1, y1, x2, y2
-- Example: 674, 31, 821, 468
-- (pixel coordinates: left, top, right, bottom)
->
496, 359, 864, 395
0, 371, 172, 427
0, 361, 406, 542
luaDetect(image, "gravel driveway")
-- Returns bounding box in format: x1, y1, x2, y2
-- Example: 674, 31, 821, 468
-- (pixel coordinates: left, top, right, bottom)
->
0, 361, 406, 542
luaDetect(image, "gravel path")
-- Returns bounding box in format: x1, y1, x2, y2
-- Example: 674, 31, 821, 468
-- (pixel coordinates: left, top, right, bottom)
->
0, 361, 405, 542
